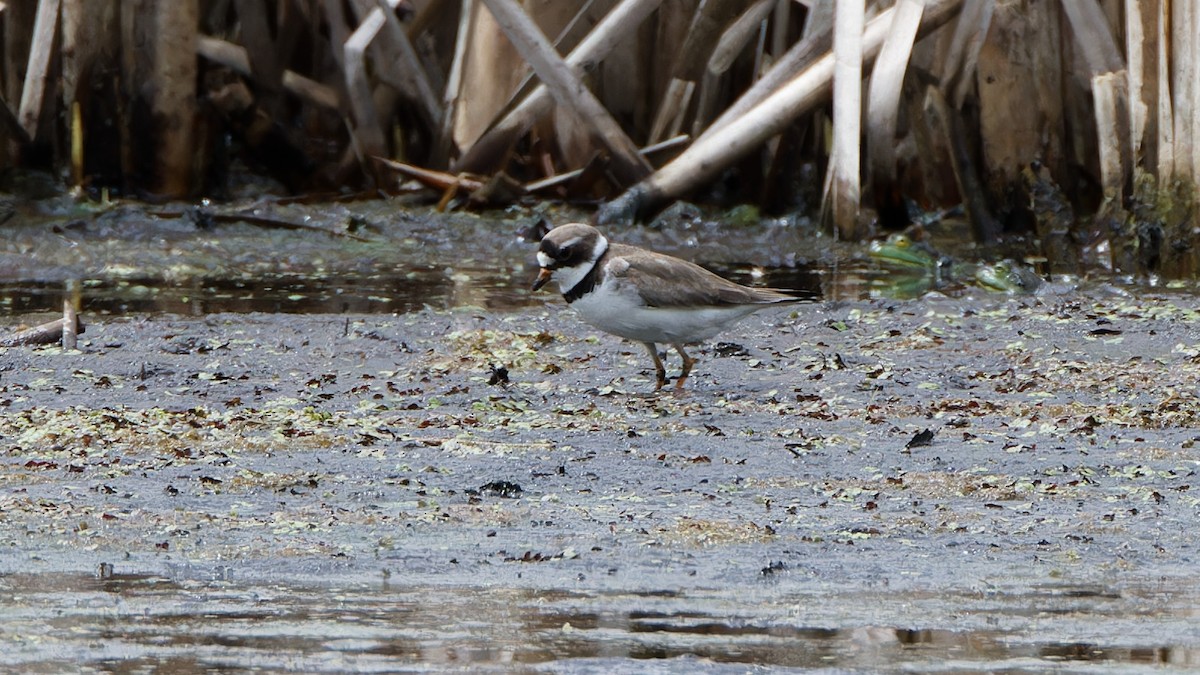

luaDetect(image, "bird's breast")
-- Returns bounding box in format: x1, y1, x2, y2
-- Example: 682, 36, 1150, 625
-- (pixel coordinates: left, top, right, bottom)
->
570, 281, 765, 344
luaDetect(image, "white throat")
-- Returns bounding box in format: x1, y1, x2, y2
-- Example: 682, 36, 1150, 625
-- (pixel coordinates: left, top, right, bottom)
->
550, 235, 608, 295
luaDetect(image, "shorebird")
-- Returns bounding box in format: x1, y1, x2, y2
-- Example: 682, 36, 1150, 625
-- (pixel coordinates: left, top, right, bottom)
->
532, 222, 800, 390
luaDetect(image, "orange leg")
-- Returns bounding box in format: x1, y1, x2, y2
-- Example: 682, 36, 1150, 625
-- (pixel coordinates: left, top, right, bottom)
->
671, 343, 695, 391
642, 341, 668, 390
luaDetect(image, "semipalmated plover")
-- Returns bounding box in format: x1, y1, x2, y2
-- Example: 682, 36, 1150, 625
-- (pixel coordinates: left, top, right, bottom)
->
532, 222, 800, 391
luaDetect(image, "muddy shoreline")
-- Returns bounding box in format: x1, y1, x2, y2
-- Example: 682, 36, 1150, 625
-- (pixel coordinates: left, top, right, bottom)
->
1, 199, 1199, 669
2, 284, 1199, 669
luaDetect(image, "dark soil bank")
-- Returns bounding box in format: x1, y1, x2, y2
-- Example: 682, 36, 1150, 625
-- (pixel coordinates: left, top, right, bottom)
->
2, 287, 1200, 671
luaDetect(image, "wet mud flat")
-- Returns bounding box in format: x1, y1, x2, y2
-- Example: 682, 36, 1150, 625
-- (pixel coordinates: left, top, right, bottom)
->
2, 288, 1200, 671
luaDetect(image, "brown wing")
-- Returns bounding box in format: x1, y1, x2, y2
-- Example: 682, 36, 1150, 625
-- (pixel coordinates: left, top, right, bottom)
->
606, 244, 797, 308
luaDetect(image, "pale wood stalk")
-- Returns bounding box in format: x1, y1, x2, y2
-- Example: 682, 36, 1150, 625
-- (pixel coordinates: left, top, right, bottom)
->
452, 0, 664, 174
865, 0, 923, 198
648, 0, 750, 143
704, 0, 833, 138
1124, 0, 1147, 164
938, 0, 993, 107
1060, 0, 1123, 74
18, 0, 60, 140
153, 0, 198, 197
974, 0, 1064, 198
373, 0, 444, 127
1188, 3, 1200, 182
435, 0, 476, 164
479, 0, 651, 185
802, 0, 835, 40
1092, 72, 1130, 203
496, 1, 618, 128
451, 4, 525, 152
596, 0, 965, 224
651, 1, 698, 110
197, 37, 341, 110
1171, 1, 1195, 181
62, 280, 80, 350
709, 0, 775, 76
828, 0, 864, 239
1154, 0, 1173, 178
1063, 0, 1128, 199
344, 14, 387, 159
693, 0, 775, 133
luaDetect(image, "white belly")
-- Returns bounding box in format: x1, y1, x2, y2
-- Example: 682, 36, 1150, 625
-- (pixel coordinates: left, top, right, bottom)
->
570, 285, 767, 344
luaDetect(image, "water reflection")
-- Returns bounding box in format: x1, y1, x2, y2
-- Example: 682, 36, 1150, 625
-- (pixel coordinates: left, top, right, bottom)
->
1, 572, 1197, 672
0, 263, 826, 317
0, 266, 539, 317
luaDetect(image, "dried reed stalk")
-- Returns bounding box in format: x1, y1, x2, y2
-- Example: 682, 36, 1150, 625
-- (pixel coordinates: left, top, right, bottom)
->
865, 0, 922, 226
973, 0, 1064, 200
647, 0, 748, 144
828, 0, 864, 239
197, 37, 340, 110
1063, 0, 1127, 201
479, 0, 651, 186
152, 0, 199, 197
598, 0, 964, 224
18, 0, 60, 140
453, 0, 664, 174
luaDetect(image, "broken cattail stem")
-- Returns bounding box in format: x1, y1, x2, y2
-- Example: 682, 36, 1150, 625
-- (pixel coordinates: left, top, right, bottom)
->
62, 279, 80, 349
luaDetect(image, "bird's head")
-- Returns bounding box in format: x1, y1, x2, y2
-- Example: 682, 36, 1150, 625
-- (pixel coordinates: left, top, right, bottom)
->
532, 223, 608, 293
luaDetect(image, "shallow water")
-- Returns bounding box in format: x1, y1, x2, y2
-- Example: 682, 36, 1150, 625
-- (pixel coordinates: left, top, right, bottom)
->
2, 572, 1197, 673
0, 264, 827, 317
0, 199, 842, 317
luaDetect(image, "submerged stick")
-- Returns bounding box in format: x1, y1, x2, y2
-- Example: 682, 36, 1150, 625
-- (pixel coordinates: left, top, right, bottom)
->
1, 316, 85, 348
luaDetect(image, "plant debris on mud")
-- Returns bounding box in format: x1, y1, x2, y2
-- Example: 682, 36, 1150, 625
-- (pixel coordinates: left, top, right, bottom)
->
1, 287, 1198, 596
